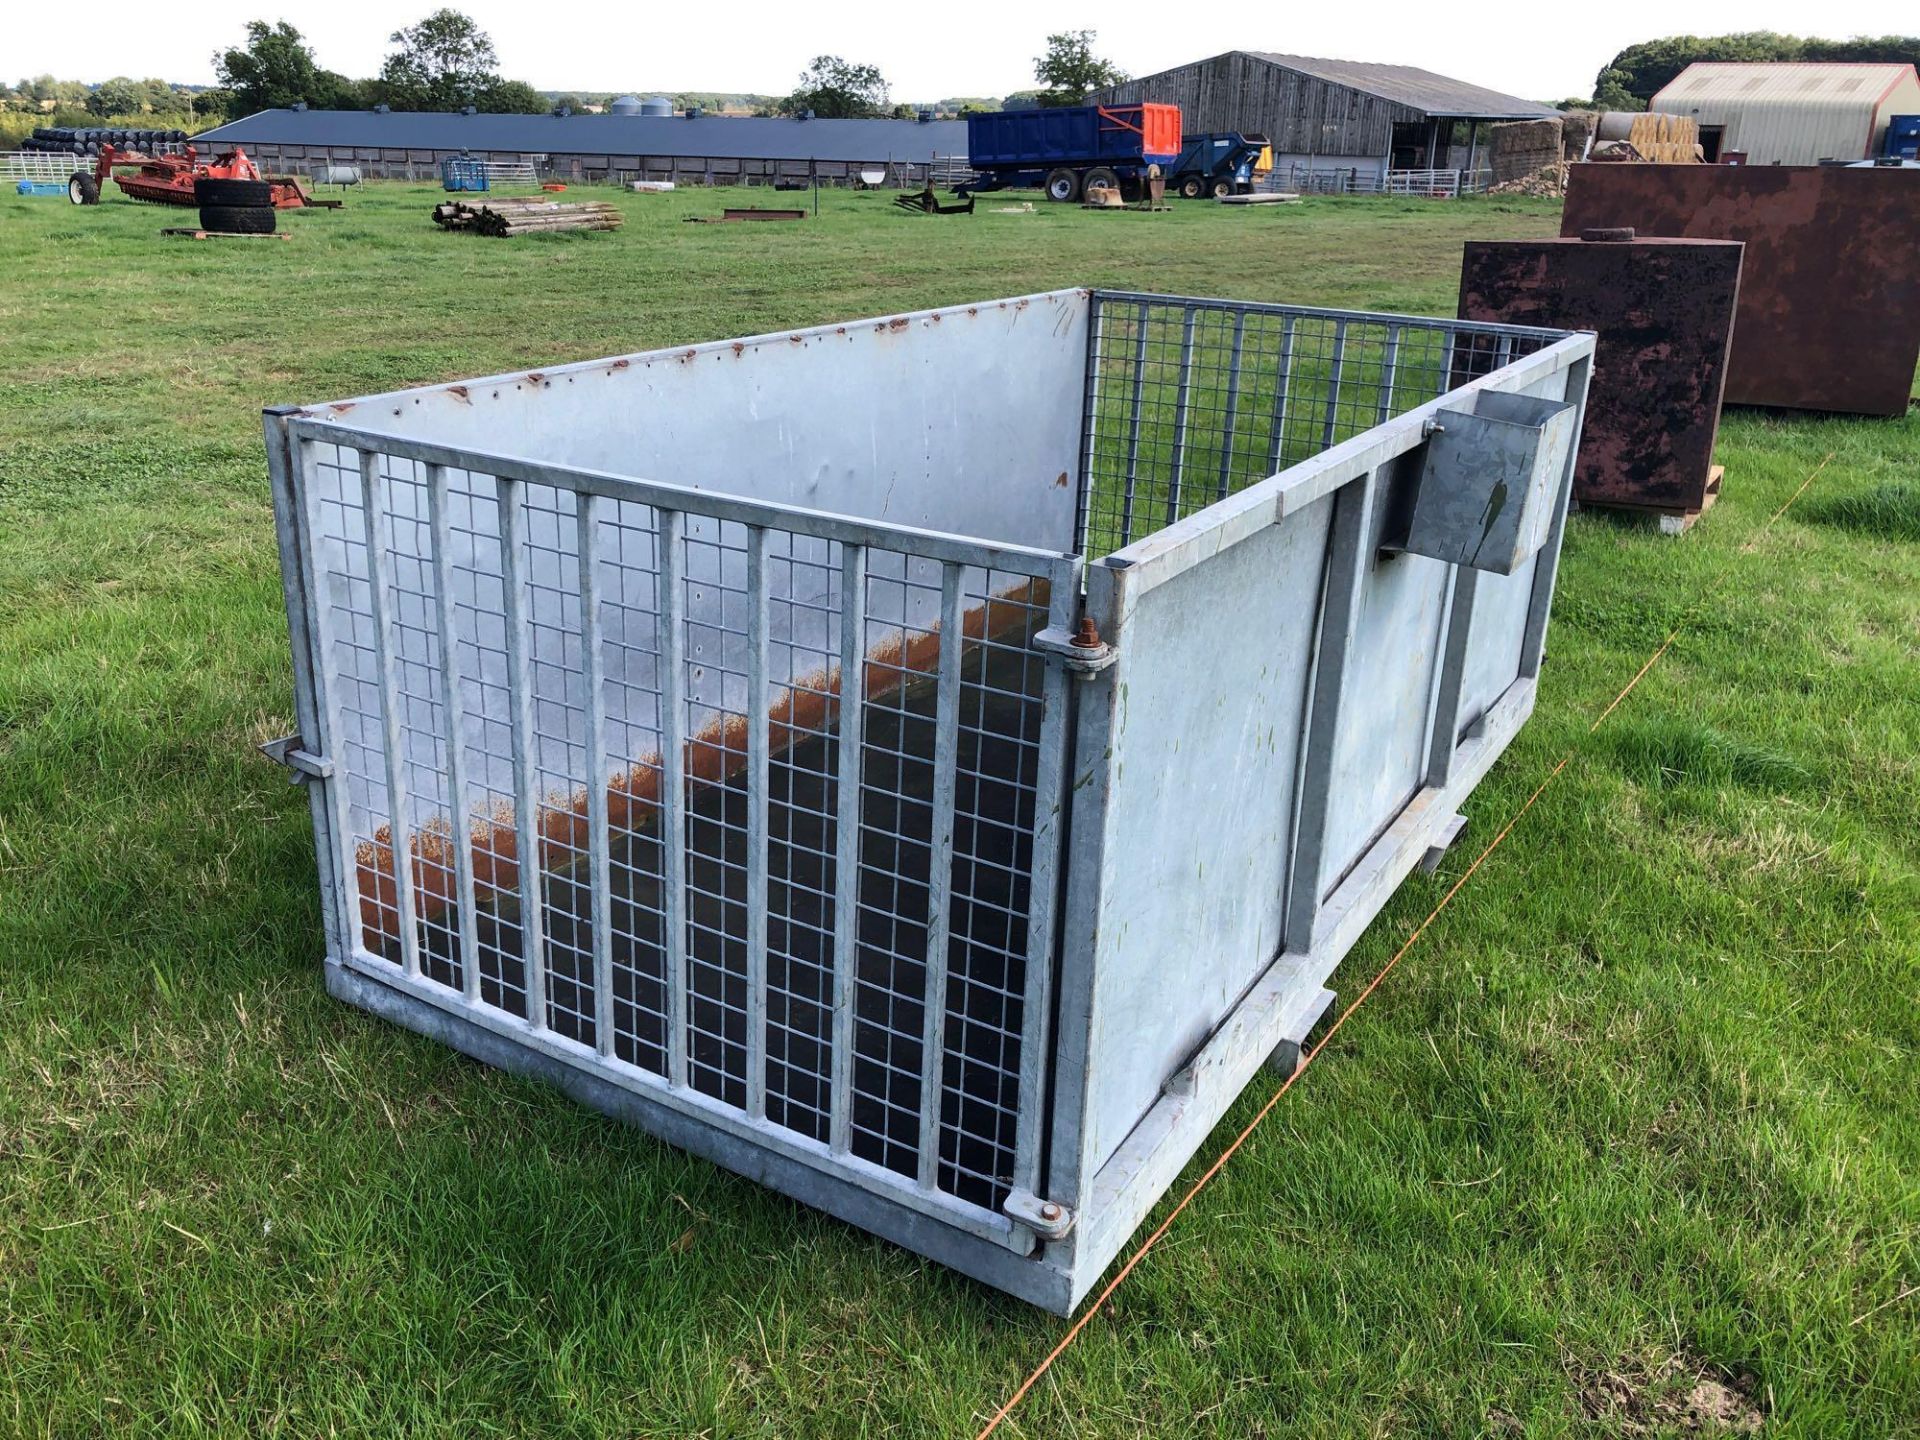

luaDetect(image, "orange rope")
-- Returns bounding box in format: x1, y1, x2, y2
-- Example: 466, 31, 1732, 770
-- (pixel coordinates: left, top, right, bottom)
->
972, 452, 1834, 1439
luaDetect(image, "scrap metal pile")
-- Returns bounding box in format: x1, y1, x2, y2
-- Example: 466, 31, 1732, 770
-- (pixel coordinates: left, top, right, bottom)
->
431, 197, 623, 237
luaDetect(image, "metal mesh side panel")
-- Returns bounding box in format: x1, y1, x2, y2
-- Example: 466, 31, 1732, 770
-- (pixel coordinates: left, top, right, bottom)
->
937, 572, 1048, 1209
305, 440, 1063, 1223
1078, 297, 1555, 558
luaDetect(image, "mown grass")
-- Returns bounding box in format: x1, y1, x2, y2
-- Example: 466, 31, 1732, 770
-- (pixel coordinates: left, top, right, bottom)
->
2, 183, 1916, 1438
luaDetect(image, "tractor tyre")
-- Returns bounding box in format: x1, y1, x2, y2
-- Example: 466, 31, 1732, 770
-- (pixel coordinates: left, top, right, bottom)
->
1210, 179, 1233, 199
1082, 166, 1119, 198
1177, 176, 1205, 200
194, 177, 275, 208
1043, 168, 1081, 203
68, 172, 100, 205
198, 205, 277, 235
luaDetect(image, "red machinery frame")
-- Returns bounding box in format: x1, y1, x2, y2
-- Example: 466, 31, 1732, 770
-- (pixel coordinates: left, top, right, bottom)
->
91, 145, 339, 209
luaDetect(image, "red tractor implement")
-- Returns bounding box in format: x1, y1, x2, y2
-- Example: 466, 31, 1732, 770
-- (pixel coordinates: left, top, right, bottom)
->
67, 145, 340, 209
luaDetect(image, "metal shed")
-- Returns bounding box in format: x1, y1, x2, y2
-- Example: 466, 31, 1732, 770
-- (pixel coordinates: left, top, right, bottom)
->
264, 289, 1592, 1313
1095, 50, 1554, 187
1651, 62, 1920, 164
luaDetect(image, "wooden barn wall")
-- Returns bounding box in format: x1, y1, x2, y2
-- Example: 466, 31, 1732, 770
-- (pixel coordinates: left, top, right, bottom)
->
1100, 53, 1422, 158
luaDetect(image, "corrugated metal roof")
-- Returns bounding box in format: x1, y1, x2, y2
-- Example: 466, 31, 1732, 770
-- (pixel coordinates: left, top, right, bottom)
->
1243, 52, 1556, 118
1650, 62, 1920, 164
196, 109, 969, 162
1654, 61, 1912, 105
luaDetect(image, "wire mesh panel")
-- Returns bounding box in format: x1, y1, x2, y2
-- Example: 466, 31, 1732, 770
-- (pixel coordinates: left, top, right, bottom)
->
1076, 292, 1560, 557
287, 421, 1076, 1237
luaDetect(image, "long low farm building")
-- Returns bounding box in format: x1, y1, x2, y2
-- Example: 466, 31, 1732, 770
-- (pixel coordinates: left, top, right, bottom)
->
1095, 51, 1555, 187
192, 108, 970, 185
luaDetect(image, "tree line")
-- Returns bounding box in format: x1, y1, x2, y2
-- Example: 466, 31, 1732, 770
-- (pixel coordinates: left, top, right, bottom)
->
769, 33, 1126, 118
3, 23, 1130, 135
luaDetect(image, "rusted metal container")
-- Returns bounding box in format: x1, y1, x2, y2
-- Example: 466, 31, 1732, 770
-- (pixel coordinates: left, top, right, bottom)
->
1458, 230, 1743, 518
1561, 163, 1920, 417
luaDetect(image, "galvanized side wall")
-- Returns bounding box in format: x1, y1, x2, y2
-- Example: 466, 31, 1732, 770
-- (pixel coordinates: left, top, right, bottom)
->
1052, 493, 1334, 1175
296, 290, 1090, 552
1049, 331, 1594, 1309
268, 413, 1082, 1297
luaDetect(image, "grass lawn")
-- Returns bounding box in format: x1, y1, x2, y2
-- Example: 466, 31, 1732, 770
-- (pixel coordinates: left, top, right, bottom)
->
2, 183, 1915, 1438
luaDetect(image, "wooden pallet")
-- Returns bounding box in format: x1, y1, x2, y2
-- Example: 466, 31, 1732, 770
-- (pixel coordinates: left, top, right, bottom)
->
1656, 468, 1723, 535
1574, 467, 1722, 536
161, 227, 293, 241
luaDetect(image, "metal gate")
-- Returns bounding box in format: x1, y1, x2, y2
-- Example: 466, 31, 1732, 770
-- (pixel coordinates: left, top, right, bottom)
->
266, 415, 1081, 1255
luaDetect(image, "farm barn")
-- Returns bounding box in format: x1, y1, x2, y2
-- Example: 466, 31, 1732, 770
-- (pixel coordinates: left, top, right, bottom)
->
1650, 62, 1920, 164
190, 107, 970, 186
1095, 51, 1554, 189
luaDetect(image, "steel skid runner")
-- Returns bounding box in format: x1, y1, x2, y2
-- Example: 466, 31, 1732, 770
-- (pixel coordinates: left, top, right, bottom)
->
264, 289, 1593, 1312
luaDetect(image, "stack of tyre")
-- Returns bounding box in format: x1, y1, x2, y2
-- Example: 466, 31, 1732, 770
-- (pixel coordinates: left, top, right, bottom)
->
193, 176, 276, 235
22, 126, 190, 155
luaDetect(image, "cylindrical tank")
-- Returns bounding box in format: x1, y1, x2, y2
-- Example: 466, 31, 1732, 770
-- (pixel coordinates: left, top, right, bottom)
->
609, 95, 643, 116
639, 95, 673, 117
1596, 110, 1685, 142
316, 165, 362, 186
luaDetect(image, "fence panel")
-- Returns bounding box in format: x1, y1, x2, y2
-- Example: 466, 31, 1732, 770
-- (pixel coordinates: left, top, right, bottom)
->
277, 417, 1079, 1250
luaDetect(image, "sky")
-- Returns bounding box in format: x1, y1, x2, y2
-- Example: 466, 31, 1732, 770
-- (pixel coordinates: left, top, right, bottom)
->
8, 0, 1916, 104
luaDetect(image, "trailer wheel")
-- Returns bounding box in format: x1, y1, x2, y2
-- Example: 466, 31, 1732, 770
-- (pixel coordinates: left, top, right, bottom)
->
68, 172, 100, 205
193, 177, 274, 208
1177, 176, 1205, 200
1043, 168, 1081, 203
1210, 179, 1233, 199
198, 204, 277, 235
1082, 166, 1119, 200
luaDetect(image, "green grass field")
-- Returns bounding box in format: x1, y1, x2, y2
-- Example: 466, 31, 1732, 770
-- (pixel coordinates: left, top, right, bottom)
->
2, 184, 1916, 1438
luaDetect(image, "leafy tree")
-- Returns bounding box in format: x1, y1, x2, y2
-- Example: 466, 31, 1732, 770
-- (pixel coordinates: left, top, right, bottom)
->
1000, 89, 1047, 111
1033, 30, 1126, 106
777, 56, 889, 118
17, 75, 60, 106
191, 87, 238, 122
87, 77, 142, 116
379, 9, 501, 111
214, 21, 357, 112
1594, 31, 1920, 108
134, 78, 176, 112
479, 79, 548, 114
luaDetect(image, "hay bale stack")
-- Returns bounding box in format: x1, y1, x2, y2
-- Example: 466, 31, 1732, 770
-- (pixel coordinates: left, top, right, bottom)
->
1491, 118, 1564, 184
1559, 109, 1599, 159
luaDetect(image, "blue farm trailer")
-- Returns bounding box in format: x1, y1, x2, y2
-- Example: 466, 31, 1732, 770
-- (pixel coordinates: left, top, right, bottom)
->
961, 104, 1182, 202
1167, 132, 1272, 199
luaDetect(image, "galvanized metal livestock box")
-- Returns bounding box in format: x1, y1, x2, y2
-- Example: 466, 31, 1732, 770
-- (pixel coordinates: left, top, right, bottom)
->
264, 290, 1593, 1313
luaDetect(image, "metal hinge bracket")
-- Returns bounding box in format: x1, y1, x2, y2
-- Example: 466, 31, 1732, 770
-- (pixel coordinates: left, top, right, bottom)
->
1032, 619, 1118, 676
260, 733, 334, 781
1003, 1187, 1077, 1241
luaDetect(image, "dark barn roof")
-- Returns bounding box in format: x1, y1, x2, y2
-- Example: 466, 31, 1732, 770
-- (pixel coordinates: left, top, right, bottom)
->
197, 109, 969, 162
1242, 52, 1555, 119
